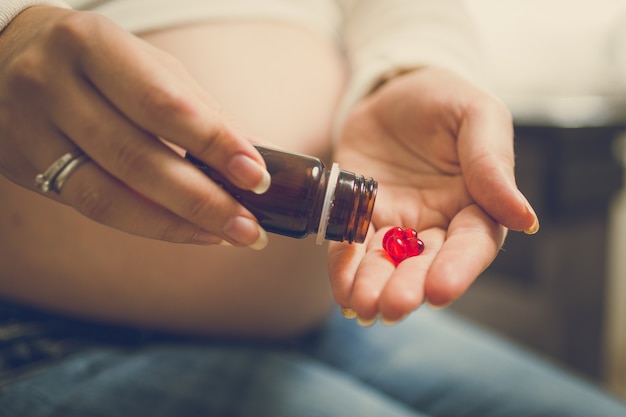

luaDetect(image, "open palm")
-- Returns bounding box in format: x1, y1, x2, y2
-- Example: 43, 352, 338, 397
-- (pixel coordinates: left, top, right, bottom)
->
327, 68, 538, 324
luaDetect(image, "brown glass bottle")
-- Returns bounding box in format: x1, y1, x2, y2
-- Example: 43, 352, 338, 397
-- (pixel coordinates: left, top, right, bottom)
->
186, 146, 377, 244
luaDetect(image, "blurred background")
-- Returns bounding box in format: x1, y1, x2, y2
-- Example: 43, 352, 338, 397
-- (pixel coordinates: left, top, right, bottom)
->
453, 0, 626, 399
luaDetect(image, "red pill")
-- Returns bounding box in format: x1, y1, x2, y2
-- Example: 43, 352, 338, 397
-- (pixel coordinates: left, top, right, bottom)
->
385, 236, 407, 264
383, 227, 404, 247
382, 227, 424, 264
403, 228, 417, 240
405, 236, 425, 257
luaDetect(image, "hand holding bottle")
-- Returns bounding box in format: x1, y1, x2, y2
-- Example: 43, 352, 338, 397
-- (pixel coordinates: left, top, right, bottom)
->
0, 6, 269, 248
327, 67, 539, 325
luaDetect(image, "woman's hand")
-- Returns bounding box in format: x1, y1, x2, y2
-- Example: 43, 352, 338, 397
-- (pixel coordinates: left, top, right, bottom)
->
327, 67, 539, 324
0, 6, 270, 248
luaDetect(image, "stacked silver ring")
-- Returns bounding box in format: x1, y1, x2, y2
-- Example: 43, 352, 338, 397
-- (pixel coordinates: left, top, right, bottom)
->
35, 151, 89, 194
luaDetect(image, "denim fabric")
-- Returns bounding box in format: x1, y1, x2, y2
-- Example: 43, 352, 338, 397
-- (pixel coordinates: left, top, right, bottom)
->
1, 308, 624, 417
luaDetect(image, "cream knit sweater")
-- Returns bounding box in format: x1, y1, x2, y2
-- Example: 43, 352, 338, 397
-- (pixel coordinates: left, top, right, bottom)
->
1, 0, 484, 134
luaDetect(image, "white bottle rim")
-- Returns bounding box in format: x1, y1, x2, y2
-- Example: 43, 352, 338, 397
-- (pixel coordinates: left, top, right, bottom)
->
315, 162, 340, 245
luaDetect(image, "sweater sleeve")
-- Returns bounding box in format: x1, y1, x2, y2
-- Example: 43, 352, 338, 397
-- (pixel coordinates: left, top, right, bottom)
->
334, 0, 486, 137
0, 0, 71, 33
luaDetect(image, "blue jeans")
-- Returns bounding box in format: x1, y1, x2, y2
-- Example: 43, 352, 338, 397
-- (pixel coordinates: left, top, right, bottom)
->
1, 308, 625, 417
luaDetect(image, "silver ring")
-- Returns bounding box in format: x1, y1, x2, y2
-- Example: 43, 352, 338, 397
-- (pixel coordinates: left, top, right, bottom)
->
35, 151, 87, 194
52, 154, 89, 193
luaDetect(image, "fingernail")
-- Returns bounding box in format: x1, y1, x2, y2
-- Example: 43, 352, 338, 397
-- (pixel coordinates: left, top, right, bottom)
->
222, 216, 268, 249
357, 315, 378, 327
191, 231, 223, 245
524, 203, 540, 235
426, 301, 451, 310
381, 314, 407, 326
249, 227, 268, 251
341, 307, 357, 319
228, 154, 271, 194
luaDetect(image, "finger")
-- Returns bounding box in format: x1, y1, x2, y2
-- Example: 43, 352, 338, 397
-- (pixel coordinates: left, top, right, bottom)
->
78, 26, 270, 193
342, 229, 398, 323
29, 132, 220, 244
423, 204, 505, 307
458, 97, 539, 234
60, 160, 222, 244
327, 237, 368, 308
50, 76, 266, 248
377, 228, 444, 322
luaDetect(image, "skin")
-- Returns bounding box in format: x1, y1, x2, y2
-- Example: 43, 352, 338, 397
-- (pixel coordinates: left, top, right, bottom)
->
0, 6, 537, 337
328, 68, 538, 324
0, 6, 269, 247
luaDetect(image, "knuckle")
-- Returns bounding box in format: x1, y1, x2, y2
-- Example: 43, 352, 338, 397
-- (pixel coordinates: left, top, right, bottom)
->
191, 119, 229, 160
184, 194, 220, 225
4, 12, 104, 95
79, 117, 107, 143
138, 84, 195, 121
158, 219, 193, 243
465, 94, 513, 125
114, 140, 152, 178
46, 12, 101, 51
6, 52, 47, 94
489, 98, 514, 126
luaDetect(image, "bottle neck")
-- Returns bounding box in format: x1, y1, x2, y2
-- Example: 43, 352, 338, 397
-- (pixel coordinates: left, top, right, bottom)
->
322, 168, 377, 244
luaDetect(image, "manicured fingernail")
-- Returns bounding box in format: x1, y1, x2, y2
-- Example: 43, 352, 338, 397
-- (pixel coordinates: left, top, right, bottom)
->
228, 154, 271, 194
524, 204, 540, 235
517, 192, 539, 235
251, 170, 271, 195
524, 217, 539, 235
222, 216, 267, 249
357, 315, 378, 327
426, 301, 450, 310
249, 227, 268, 251
381, 314, 407, 326
341, 307, 357, 319
191, 231, 223, 245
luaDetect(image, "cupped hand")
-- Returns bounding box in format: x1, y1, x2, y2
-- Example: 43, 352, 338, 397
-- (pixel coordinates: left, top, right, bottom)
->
0, 6, 270, 248
327, 67, 539, 324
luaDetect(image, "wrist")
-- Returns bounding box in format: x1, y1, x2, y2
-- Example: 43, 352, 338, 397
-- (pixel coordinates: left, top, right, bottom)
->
368, 67, 422, 96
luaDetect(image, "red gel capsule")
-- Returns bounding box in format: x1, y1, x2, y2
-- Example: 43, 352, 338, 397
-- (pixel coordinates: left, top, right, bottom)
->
383, 227, 424, 264
385, 236, 408, 264
383, 227, 404, 248
406, 237, 425, 257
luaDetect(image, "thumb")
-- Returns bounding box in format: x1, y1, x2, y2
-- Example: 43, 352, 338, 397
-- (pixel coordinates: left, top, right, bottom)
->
458, 101, 539, 234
